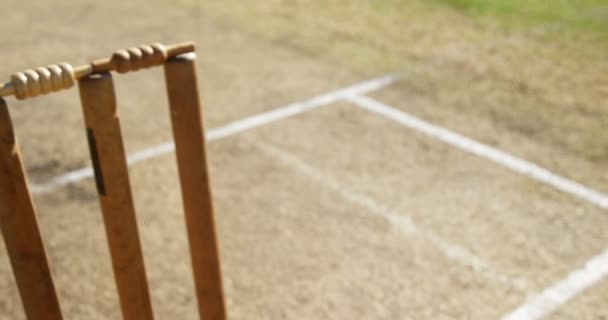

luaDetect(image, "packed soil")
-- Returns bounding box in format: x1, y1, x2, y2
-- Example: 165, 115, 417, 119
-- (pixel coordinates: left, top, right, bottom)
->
0, 0, 606, 319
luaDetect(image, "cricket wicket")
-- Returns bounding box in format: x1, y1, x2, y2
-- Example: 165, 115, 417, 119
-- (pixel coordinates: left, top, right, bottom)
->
0, 42, 226, 320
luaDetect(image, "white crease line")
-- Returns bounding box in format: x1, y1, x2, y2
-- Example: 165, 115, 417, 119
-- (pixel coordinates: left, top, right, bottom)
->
346, 94, 608, 319
502, 249, 608, 320
251, 138, 528, 292
346, 94, 608, 210
29, 74, 398, 195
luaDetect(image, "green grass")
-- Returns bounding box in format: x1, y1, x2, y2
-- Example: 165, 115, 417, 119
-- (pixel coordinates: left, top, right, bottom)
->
437, 0, 608, 33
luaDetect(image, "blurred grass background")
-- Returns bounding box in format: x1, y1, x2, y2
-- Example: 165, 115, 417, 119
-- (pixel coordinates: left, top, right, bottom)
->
175, 0, 608, 73
438, 0, 608, 33
173, 0, 608, 165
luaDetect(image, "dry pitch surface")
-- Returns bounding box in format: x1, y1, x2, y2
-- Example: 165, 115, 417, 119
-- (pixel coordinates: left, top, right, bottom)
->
0, 0, 607, 319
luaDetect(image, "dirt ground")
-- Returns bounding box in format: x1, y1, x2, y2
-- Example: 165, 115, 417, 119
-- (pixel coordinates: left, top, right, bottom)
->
1, 0, 607, 319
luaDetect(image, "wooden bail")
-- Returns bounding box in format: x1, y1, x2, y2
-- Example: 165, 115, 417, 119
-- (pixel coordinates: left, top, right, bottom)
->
164, 53, 227, 320
0, 98, 63, 320
77, 73, 154, 320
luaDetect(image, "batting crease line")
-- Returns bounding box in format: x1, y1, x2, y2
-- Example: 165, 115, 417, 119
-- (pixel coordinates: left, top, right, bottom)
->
346, 94, 608, 209
29, 74, 397, 195
250, 138, 528, 292
502, 248, 608, 320
345, 94, 608, 320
